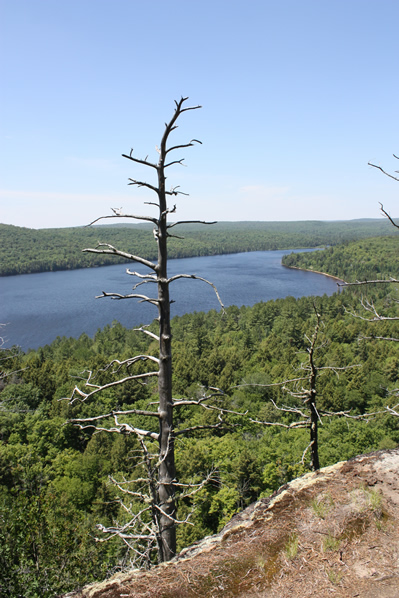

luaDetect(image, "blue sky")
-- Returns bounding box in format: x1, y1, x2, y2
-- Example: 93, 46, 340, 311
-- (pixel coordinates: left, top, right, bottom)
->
1, 0, 398, 228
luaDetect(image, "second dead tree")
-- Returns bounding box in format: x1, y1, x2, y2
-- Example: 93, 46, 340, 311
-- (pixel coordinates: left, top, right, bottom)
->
250, 305, 369, 471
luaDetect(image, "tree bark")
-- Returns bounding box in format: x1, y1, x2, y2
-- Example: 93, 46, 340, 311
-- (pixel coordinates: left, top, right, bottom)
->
156, 148, 176, 560
308, 310, 320, 471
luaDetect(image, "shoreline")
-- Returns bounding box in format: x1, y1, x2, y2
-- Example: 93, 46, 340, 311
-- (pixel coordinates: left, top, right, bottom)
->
282, 264, 346, 285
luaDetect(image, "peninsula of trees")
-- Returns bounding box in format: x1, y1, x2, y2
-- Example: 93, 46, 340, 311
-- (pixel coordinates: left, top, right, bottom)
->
282, 236, 399, 281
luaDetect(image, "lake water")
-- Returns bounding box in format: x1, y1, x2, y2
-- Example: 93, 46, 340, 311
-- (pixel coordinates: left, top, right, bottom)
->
0, 250, 339, 351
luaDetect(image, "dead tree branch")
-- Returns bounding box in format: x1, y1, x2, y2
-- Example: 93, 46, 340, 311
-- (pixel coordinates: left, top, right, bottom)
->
83, 243, 157, 271
344, 297, 399, 322
369, 156, 399, 184
380, 202, 399, 229
386, 403, 399, 417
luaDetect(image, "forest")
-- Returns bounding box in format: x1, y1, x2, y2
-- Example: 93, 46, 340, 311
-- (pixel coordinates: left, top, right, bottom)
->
282, 236, 399, 281
0, 218, 396, 276
0, 234, 398, 597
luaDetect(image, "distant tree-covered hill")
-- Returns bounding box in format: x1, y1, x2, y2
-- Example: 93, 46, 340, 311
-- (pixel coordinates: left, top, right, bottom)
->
0, 218, 396, 276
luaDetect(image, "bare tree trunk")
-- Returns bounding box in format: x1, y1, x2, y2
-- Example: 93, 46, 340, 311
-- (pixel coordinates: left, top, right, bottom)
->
309, 402, 319, 471
308, 317, 320, 471
156, 155, 176, 560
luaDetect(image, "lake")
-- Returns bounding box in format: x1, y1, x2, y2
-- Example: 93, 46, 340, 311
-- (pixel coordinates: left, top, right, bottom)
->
0, 250, 339, 351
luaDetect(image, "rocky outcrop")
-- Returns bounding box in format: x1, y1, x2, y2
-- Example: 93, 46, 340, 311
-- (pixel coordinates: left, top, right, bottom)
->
64, 448, 399, 598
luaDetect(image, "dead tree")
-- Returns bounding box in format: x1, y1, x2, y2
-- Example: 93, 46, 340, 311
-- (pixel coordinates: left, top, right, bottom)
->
248, 306, 366, 471
66, 98, 227, 563
69, 385, 239, 567
92, 436, 217, 569
341, 158, 398, 336
0, 325, 24, 387
341, 158, 399, 413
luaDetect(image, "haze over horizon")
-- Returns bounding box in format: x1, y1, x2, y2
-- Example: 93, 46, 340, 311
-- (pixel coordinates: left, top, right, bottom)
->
2, 216, 395, 232
1, 0, 398, 229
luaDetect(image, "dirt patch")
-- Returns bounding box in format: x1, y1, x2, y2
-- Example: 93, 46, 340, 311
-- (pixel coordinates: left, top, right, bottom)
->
64, 449, 399, 598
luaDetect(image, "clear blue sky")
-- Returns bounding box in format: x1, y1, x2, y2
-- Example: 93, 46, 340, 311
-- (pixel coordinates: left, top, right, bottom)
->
1, 0, 398, 228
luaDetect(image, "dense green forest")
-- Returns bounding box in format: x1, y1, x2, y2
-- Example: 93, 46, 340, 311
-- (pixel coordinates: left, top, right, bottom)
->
0, 218, 396, 276
1, 234, 398, 596
282, 236, 399, 281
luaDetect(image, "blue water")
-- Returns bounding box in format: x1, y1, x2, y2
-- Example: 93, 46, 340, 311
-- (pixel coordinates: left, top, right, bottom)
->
0, 250, 339, 351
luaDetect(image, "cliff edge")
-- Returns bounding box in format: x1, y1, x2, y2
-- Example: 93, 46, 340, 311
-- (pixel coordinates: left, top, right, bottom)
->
65, 448, 399, 598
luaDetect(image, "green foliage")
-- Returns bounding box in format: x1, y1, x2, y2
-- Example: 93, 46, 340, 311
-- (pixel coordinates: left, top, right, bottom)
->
323, 532, 341, 552
361, 485, 383, 512
0, 458, 111, 598
1, 258, 398, 594
284, 533, 299, 559
311, 493, 334, 519
282, 236, 399, 281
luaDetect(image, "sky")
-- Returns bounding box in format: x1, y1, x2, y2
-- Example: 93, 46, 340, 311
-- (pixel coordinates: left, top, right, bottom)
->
1, 0, 398, 229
